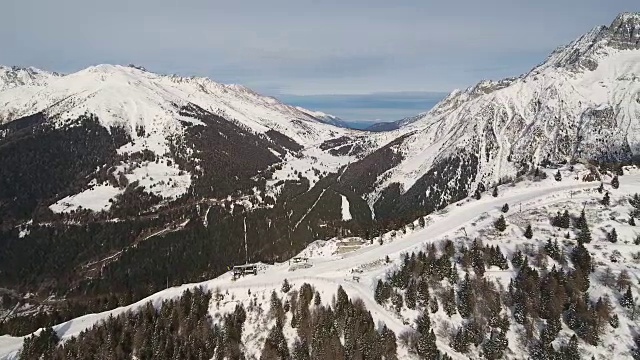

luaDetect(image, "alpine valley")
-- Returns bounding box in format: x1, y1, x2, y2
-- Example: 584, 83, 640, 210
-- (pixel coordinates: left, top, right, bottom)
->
1, 12, 640, 360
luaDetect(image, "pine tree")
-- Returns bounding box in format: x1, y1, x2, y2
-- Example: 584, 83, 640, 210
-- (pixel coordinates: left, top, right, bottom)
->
607, 228, 618, 243
602, 192, 611, 206
391, 291, 403, 314
494, 215, 507, 232
418, 216, 426, 228
281, 279, 291, 293
571, 243, 592, 273
555, 170, 562, 182
450, 264, 459, 284
457, 273, 474, 318
501, 203, 509, 213
524, 224, 533, 239
610, 313, 619, 328
576, 209, 588, 230
612, 175, 620, 189
379, 325, 397, 360
598, 182, 604, 193
405, 280, 417, 310
451, 327, 469, 353
621, 286, 635, 308
292, 338, 310, 360
415, 312, 439, 359
417, 278, 430, 308
630, 217, 636, 226
482, 330, 508, 360
561, 335, 580, 360
374, 280, 386, 304
260, 320, 290, 360
577, 225, 592, 244
492, 187, 498, 197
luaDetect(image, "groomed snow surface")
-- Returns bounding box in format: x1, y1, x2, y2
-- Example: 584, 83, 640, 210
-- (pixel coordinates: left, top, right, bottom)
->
4, 165, 640, 359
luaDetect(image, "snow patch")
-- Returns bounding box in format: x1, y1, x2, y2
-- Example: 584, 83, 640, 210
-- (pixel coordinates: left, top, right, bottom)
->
49, 184, 122, 213
341, 195, 352, 221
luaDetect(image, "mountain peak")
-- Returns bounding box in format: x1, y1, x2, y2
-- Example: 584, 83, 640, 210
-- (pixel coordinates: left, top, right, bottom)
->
0, 65, 60, 91
537, 12, 640, 73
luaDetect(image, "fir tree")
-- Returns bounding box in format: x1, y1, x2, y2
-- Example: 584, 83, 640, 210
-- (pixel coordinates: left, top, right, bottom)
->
560, 335, 580, 360
576, 209, 588, 230
598, 182, 604, 193
577, 225, 592, 244
609, 313, 619, 328
457, 273, 474, 318
417, 278, 430, 308
492, 187, 498, 197
607, 228, 618, 243
501, 203, 509, 213
611, 175, 620, 189
630, 217, 636, 226
292, 339, 310, 360
281, 279, 291, 293
451, 327, 469, 353
602, 192, 611, 206
621, 286, 635, 308
482, 330, 508, 360
494, 215, 507, 232
524, 224, 533, 239
554, 170, 562, 182
405, 280, 417, 310
415, 312, 439, 359
260, 320, 290, 360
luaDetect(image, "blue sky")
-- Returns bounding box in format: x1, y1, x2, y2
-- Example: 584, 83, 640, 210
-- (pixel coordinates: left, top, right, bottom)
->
1, 0, 636, 122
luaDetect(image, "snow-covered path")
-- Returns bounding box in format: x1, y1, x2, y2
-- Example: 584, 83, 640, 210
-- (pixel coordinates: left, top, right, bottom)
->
0, 174, 631, 359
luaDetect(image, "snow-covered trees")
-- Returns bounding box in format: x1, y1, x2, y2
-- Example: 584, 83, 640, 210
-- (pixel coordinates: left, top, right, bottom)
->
524, 224, 533, 239
501, 203, 509, 213
621, 286, 635, 308
494, 215, 507, 232
281, 279, 291, 293
415, 312, 439, 359
611, 175, 620, 189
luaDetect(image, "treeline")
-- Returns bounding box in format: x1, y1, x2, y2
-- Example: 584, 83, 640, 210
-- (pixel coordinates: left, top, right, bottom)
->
19, 283, 401, 360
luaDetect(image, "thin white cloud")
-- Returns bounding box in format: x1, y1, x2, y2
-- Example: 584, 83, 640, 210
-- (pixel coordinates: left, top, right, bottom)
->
0, 0, 636, 95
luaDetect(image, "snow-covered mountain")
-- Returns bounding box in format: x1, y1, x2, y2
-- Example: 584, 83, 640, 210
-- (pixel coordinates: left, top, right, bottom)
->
295, 106, 349, 128
0, 65, 60, 91
0, 64, 350, 147
359, 12, 640, 221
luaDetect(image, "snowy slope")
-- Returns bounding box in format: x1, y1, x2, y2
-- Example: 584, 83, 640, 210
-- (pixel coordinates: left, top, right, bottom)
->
364, 12, 640, 213
0, 64, 352, 147
0, 66, 59, 91
2, 166, 638, 359
0, 64, 368, 212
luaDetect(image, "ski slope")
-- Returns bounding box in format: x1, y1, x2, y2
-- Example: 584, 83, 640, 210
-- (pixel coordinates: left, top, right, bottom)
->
3, 166, 635, 359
